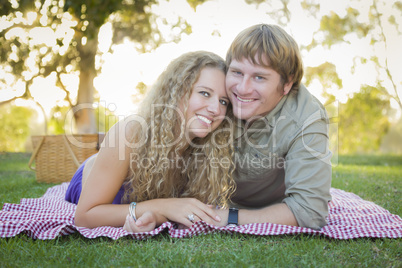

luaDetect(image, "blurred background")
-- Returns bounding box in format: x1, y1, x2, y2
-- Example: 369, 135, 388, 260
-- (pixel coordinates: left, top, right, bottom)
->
0, 0, 401, 155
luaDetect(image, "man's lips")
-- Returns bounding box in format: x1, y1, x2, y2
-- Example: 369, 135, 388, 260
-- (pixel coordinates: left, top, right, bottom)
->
234, 93, 255, 103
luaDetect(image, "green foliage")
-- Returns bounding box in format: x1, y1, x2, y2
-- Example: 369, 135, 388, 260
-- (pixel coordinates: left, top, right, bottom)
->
380, 118, 402, 154
0, 0, 166, 96
300, 0, 319, 17
247, 0, 291, 26
0, 104, 34, 152
95, 104, 119, 133
48, 105, 71, 135
339, 86, 391, 154
303, 0, 402, 111
0, 0, 209, 92
313, 8, 371, 49
304, 62, 343, 102
0, 0, 209, 133
48, 104, 118, 134
300, 0, 402, 154
185, 0, 209, 11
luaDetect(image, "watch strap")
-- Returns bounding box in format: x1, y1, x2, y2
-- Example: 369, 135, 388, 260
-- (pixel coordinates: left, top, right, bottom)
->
227, 208, 239, 226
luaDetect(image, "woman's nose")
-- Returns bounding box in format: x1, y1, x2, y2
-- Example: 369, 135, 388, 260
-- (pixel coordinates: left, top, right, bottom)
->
207, 99, 221, 115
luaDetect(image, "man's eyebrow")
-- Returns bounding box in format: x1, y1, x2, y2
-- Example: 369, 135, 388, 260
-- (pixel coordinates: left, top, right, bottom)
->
228, 66, 240, 70
253, 71, 272, 77
228, 65, 272, 76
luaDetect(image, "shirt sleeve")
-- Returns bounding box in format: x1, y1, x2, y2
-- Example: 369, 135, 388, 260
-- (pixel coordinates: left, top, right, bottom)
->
282, 119, 332, 230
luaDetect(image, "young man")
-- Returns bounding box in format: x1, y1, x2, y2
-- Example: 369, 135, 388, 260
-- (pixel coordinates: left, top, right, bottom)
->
219, 24, 332, 230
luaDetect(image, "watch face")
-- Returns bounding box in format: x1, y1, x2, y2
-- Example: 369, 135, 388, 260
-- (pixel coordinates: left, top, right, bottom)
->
228, 207, 239, 226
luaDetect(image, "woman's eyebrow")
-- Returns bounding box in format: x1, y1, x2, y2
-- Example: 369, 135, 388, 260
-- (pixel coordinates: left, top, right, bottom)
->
195, 85, 213, 91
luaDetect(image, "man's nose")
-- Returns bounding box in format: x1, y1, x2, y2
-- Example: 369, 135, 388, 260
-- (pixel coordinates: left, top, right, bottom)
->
237, 77, 253, 95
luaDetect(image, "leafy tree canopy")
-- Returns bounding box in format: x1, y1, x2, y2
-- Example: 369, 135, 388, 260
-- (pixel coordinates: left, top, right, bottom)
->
303, 0, 402, 111
0, 104, 34, 152
0, 0, 207, 133
339, 85, 391, 154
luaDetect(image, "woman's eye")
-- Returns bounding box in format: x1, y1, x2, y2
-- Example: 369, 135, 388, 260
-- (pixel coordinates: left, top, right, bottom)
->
255, 76, 264, 80
200, 91, 210, 97
220, 99, 228, 106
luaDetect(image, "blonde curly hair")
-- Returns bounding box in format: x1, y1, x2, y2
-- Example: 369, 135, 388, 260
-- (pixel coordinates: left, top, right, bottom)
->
124, 51, 236, 208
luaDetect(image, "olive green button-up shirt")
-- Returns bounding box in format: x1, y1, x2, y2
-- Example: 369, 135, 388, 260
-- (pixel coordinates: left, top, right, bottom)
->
231, 84, 332, 230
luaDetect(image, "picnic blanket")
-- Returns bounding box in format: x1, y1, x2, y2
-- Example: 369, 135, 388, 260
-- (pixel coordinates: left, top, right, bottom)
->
0, 183, 401, 240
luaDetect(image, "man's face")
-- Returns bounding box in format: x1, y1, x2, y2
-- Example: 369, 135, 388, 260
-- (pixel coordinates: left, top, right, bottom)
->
226, 57, 293, 123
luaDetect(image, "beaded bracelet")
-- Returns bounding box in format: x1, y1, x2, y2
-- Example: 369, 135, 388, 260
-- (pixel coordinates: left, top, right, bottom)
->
129, 202, 137, 222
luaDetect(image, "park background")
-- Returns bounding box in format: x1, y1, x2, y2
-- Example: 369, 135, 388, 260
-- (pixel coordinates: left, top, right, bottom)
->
0, 1, 401, 266
0, 0, 401, 156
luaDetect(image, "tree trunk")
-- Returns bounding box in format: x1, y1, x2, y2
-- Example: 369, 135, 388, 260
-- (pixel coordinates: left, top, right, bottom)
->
74, 29, 99, 134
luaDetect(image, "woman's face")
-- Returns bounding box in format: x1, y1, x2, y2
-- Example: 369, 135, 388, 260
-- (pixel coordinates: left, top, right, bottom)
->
183, 67, 229, 140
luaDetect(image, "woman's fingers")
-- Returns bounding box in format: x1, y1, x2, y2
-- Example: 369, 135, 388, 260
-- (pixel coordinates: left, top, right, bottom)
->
123, 212, 156, 233
135, 211, 157, 231
190, 201, 221, 224
176, 200, 221, 227
123, 214, 136, 232
149, 198, 222, 228
181, 213, 201, 228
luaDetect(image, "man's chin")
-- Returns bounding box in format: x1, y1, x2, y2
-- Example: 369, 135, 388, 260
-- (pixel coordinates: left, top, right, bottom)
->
233, 111, 252, 121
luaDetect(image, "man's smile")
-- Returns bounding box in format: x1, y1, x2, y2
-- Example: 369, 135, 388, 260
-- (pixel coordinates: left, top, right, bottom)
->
234, 93, 255, 103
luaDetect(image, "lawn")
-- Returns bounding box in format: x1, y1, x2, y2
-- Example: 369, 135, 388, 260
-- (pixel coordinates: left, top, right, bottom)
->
0, 152, 401, 267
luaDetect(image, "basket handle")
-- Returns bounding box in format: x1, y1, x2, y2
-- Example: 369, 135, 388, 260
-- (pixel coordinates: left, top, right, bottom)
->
28, 136, 45, 171
62, 135, 80, 168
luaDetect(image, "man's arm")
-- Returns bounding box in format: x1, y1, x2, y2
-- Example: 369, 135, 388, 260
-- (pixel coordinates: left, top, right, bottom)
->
215, 203, 298, 227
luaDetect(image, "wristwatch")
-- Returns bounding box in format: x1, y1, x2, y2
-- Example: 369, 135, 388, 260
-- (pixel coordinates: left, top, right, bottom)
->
227, 207, 239, 227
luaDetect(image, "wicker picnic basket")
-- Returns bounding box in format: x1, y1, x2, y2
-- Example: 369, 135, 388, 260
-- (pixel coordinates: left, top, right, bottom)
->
28, 134, 104, 183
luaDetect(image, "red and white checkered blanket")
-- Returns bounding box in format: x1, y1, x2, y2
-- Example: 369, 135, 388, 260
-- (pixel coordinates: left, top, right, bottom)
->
1, 183, 401, 240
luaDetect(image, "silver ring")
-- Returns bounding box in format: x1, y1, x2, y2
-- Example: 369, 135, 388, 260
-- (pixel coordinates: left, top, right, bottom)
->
187, 214, 195, 222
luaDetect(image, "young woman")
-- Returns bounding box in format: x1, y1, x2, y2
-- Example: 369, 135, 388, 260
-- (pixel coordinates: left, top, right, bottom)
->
65, 51, 236, 232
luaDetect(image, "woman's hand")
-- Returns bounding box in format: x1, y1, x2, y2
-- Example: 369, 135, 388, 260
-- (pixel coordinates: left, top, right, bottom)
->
151, 198, 222, 228
211, 207, 229, 227
123, 211, 157, 233
125, 198, 223, 231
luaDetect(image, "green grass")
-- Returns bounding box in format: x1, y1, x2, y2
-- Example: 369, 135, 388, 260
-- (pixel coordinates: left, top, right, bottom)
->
0, 152, 401, 267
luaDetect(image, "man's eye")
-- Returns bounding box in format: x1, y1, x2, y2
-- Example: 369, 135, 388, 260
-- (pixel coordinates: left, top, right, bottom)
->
255, 76, 264, 80
232, 71, 242, 76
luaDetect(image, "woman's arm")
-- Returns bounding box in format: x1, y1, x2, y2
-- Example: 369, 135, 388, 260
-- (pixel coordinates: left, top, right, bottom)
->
74, 116, 221, 230
74, 117, 134, 228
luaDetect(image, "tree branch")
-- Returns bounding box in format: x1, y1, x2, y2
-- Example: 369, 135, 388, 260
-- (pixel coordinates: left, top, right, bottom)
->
32, 98, 48, 135
372, 0, 402, 110
0, 95, 21, 106
56, 71, 74, 108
